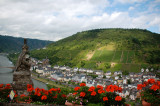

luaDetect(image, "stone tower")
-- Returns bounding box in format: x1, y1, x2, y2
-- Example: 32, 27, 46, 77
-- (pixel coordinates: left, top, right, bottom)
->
12, 39, 33, 95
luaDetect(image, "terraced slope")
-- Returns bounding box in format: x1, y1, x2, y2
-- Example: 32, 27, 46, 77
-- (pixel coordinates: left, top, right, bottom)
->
23, 28, 160, 72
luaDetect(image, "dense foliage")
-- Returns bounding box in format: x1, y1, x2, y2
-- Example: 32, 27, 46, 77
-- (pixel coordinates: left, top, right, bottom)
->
0, 35, 52, 53
137, 79, 160, 105
0, 83, 125, 106
29, 28, 160, 72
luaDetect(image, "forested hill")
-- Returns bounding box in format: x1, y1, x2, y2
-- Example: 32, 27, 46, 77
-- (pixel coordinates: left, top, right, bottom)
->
0, 35, 52, 53
17, 29, 160, 72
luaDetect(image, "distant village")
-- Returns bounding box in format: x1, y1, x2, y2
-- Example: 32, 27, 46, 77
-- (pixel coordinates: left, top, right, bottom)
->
30, 57, 160, 101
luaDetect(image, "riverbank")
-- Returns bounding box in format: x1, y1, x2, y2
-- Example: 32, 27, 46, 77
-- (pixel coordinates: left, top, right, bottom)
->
31, 73, 72, 89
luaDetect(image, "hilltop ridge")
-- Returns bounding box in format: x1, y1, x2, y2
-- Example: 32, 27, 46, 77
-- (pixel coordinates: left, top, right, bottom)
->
20, 28, 160, 72
0, 35, 52, 53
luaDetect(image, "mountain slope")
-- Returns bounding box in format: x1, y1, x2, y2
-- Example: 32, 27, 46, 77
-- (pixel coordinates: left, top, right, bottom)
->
29, 28, 160, 72
0, 35, 52, 53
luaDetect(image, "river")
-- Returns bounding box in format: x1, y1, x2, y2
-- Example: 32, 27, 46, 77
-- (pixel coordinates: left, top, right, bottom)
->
0, 54, 47, 89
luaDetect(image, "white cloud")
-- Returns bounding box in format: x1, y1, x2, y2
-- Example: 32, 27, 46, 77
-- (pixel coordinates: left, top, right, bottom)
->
0, 0, 159, 41
115, 0, 145, 4
129, 7, 134, 11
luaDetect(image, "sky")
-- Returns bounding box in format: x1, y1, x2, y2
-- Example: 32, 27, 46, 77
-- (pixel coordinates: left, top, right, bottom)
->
0, 0, 160, 41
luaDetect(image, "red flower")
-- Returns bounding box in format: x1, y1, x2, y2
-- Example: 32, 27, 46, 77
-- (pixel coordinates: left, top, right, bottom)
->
113, 85, 119, 91
6, 84, 11, 86
5, 84, 11, 89
20, 94, 26, 98
27, 84, 33, 88
80, 92, 86, 97
41, 88, 45, 93
98, 89, 105, 94
148, 79, 155, 84
97, 85, 103, 90
0, 84, 3, 88
103, 97, 108, 101
150, 84, 159, 91
73, 92, 77, 95
80, 83, 86, 87
35, 88, 41, 92
37, 92, 41, 96
27, 87, 34, 92
61, 94, 66, 98
56, 88, 61, 93
74, 87, 80, 91
7, 95, 10, 98
157, 81, 160, 86
15, 94, 18, 98
41, 95, 47, 100
118, 87, 122, 93
88, 86, 95, 92
137, 84, 143, 90
49, 88, 56, 92
143, 81, 148, 86
106, 85, 114, 92
91, 91, 96, 96
115, 96, 122, 101
44, 91, 49, 95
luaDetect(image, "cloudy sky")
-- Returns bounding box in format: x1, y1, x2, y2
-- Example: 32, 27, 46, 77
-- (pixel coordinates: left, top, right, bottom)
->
0, 0, 160, 41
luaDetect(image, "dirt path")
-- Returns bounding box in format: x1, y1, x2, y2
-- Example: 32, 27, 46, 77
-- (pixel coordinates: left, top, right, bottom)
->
120, 51, 123, 62
111, 50, 116, 61
86, 51, 95, 60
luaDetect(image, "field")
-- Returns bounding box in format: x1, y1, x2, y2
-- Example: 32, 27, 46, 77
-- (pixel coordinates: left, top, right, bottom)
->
89, 50, 141, 72
91, 50, 136, 63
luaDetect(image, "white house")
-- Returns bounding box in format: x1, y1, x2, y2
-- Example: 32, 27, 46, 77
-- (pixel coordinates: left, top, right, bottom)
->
66, 66, 71, 71
95, 70, 103, 75
115, 76, 119, 80
106, 75, 111, 79
123, 79, 127, 84
59, 66, 66, 70
114, 71, 118, 76
87, 69, 94, 73
146, 68, 149, 72
73, 67, 79, 72
141, 68, 144, 72
105, 71, 111, 76
53, 65, 59, 70
36, 68, 44, 74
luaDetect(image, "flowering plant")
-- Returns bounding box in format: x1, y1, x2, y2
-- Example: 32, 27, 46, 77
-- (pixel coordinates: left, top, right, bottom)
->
0, 83, 67, 105
101, 85, 125, 106
69, 83, 125, 105
0, 84, 13, 103
137, 79, 160, 105
27, 84, 67, 105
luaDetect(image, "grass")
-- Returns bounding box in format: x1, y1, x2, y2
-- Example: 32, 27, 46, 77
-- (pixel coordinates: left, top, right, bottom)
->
84, 61, 97, 69
127, 51, 135, 63
109, 63, 122, 72
121, 51, 128, 63
91, 50, 102, 61
112, 51, 122, 62
98, 50, 114, 62
121, 64, 141, 72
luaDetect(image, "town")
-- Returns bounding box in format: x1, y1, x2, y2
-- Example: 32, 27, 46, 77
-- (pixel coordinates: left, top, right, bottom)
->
30, 57, 160, 102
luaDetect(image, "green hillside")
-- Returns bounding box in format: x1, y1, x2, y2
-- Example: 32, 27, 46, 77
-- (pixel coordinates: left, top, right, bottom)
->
0, 35, 52, 53
25, 29, 160, 72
